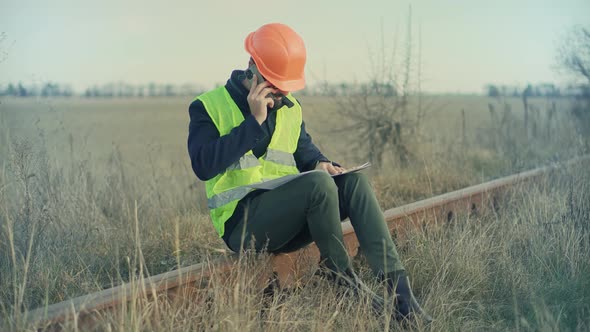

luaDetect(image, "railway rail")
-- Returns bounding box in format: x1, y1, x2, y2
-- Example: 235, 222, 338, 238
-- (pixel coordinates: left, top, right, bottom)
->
26, 156, 589, 330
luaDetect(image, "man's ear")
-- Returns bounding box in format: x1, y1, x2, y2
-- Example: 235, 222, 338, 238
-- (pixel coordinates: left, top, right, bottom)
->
248, 57, 254, 67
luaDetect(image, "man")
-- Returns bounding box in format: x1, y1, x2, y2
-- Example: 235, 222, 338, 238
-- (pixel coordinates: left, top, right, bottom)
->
187, 22, 431, 322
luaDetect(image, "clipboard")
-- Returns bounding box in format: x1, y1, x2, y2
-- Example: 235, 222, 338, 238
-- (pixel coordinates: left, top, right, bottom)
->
245, 162, 372, 190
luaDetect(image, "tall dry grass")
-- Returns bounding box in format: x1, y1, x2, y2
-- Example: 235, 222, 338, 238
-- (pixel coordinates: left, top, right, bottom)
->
8, 160, 589, 332
0, 95, 588, 330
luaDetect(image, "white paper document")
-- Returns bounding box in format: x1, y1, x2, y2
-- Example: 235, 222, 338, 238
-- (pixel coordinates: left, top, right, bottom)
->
333, 162, 372, 177
245, 162, 372, 190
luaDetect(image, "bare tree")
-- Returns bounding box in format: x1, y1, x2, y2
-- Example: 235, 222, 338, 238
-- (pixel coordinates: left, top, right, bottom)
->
557, 26, 590, 85
557, 25, 590, 151
0, 32, 8, 64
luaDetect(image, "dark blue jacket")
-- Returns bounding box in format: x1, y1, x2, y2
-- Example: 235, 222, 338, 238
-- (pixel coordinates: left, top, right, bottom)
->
187, 70, 332, 244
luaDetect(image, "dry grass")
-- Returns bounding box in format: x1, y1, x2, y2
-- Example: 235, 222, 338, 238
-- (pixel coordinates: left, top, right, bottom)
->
0, 95, 589, 331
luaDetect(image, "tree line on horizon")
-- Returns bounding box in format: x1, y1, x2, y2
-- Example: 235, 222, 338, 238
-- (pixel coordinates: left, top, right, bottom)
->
0, 80, 587, 98
0, 82, 206, 98
484, 83, 576, 98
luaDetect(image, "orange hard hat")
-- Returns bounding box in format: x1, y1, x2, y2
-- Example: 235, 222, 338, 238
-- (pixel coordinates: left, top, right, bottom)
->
244, 23, 306, 92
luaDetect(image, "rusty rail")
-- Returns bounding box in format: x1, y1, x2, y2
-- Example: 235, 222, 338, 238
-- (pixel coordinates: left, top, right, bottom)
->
26, 156, 588, 330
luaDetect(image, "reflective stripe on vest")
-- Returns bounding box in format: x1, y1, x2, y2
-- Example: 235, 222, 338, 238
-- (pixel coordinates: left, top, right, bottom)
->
265, 148, 297, 167
196, 86, 302, 237
207, 185, 252, 209
227, 154, 261, 171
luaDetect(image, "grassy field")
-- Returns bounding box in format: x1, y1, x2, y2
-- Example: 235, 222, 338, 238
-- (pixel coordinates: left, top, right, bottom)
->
0, 95, 589, 330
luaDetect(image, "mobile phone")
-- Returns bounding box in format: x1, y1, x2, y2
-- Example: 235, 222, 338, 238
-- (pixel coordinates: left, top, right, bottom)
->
245, 64, 266, 85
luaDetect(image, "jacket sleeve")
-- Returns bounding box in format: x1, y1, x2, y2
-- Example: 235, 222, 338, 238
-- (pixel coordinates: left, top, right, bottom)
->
187, 99, 266, 181
293, 121, 333, 172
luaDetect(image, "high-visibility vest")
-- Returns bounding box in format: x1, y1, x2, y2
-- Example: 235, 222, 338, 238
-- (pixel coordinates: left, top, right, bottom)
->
196, 86, 302, 237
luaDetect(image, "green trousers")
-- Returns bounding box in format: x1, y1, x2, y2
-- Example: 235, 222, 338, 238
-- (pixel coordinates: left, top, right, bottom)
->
227, 171, 405, 275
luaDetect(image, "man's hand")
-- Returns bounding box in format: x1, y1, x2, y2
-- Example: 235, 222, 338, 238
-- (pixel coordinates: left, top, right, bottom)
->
316, 161, 346, 175
247, 75, 278, 125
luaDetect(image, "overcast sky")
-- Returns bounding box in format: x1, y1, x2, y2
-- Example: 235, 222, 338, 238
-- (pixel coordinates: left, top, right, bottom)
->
1, 0, 588, 93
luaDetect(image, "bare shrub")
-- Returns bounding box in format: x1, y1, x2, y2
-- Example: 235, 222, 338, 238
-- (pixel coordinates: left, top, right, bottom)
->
325, 8, 429, 169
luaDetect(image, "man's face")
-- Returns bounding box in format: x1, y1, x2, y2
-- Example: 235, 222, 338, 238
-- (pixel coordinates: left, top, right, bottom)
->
268, 91, 285, 110
262, 78, 288, 100
264, 81, 288, 110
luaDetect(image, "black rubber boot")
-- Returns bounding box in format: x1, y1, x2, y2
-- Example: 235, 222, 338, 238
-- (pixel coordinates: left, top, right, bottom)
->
320, 267, 386, 314
385, 272, 433, 324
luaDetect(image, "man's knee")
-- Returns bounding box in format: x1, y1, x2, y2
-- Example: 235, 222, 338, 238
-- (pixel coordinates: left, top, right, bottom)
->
341, 172, 370, 187
303, 171, 338, 196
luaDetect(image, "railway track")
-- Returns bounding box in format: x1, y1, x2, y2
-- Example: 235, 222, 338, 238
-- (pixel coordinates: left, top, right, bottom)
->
26, 156, 589, 330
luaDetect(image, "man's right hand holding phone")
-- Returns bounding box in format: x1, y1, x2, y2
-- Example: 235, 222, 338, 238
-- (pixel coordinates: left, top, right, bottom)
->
247, 75, 278, 125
